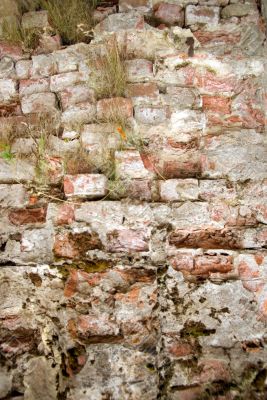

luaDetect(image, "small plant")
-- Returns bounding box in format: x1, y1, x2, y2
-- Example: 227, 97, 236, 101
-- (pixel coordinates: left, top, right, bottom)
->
0, 144, 15, 162
88, 37, 127, 99
40, 0, 96, 45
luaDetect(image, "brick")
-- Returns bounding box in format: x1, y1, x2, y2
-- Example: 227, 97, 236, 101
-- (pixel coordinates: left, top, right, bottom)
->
201, 131, 267, 181
31, 54, 57, 78
161, 155, 201, 179
0, 79, 17, 104
199, 180, 236, 202
71, 315, 120, 341
119, 0, 151, 12
0, 57, 15, 79
126, 82, 159, 98
61, 102, 96, 126
15, 60, 32, 79
53, 231, 102, 259
8, 207, 47, 226
170, 110, 205, 132
126, 59, 153, 83
202, 95, 231, 114
37, 33, 61, 55
115, 150, 154, 179
165, 87, 201, 109
19, 78, 50, 97
160, 179, 199, 202
50, 71, 83, 92
153, 2, 184, 27
97, 97, 133, 120
55, 204, 75, 226
94, 12, 145, 33
63, 174, 108, 199
134, 106, 167, 125
21, 92, 57, 114
60, 84, 95, 110
107, 228, 149, 252
0, 184, 27, 208
197, 359, 230, 383
21, 10, 49, 29
0, 42, 25, 61
169, 228, 241, 249
0, 159, 35, 183
185, 5, 220, 26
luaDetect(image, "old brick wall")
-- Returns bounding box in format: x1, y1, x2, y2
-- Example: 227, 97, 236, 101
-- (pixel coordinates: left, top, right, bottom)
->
0, 0, 267, 399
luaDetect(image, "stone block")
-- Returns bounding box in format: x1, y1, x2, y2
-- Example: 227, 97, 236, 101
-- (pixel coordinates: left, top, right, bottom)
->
53, 230, 102, 259
0, 159, 35, 183
119, 0, 152, 12
165, 87, 201, 109
94, 11, 145, 33
185, 5, 220, 26
8, 207, 47, 226
63, 174, 108, 199
160, 179, 199, 201
19, 78, 50, 97
0, 184, 28, 208
21, 92, 57, 114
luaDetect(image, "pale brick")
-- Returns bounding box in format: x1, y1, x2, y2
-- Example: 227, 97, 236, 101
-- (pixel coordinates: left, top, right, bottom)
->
64, 174, 108, 199
126, 59, 153, 83
21, 92, 57, 114
19, 78, 50, 97
50, 71, 84, 92
115, 150, 155, 179
61, 102, 96, 126
60, 85, 95, 110
0, 57, 15, 79
160, 179, 199, 202
15, 60, 32, 80
31, 54, 57, 78
0, 79, 17, 104
185, 5, 220, 26
134, 105, 167, 125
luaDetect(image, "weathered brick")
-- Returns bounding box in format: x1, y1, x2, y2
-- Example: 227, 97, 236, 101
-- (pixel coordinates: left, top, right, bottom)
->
64, 174, 108, 199
126, 59, 153, 83
61, 102, 96, 126
107, 228, 149, 252
202, 95, 231, 114
15, 60, 32, 79
126, 82, 159, 98
160, 179, 199, 202
135, 106, 167, 125
185, 5, 220, 26
115, 150, 155, 179
50, 71, 83, 92
0, 79, 17, 104
0, 57, 15, 79
70, 315, 120, 341
8, 206, 47, 226
94, 12, 145, 33
53, 231, 102, 259
19, 78, 50, 97
60, 85, 95, 110
31, 54, 57, 78
153, 2, 184, 26
221, 4, 251, 18
21, 92, 57, 114
119, 0, 151, 12
97, 97, 133, 120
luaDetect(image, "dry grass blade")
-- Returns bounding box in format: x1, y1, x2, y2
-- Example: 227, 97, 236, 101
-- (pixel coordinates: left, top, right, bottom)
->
40, 0, 96, 45
88, 38, 127, 99
1, 20, 41, 50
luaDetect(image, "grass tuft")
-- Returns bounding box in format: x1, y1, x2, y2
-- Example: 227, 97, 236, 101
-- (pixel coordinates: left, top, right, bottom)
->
88, 37, 127, 99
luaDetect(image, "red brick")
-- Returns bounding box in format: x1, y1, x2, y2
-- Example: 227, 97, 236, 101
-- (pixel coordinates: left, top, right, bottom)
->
64, 174, 108, 199
169, 228, 241, 250
53, 231, 102, 259
194, 30, 241, 46
69, 315, 120, 342
56, 204, 75, 226
202, 95, 231, 114
8, 206, 47, 225
197, 359, 230, 383
162, 159, 201, 179
126, 83, 159, 98
0, 43, 25, 61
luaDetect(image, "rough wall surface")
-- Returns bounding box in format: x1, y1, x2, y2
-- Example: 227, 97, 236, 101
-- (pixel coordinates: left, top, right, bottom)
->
0, 0, 267, 399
